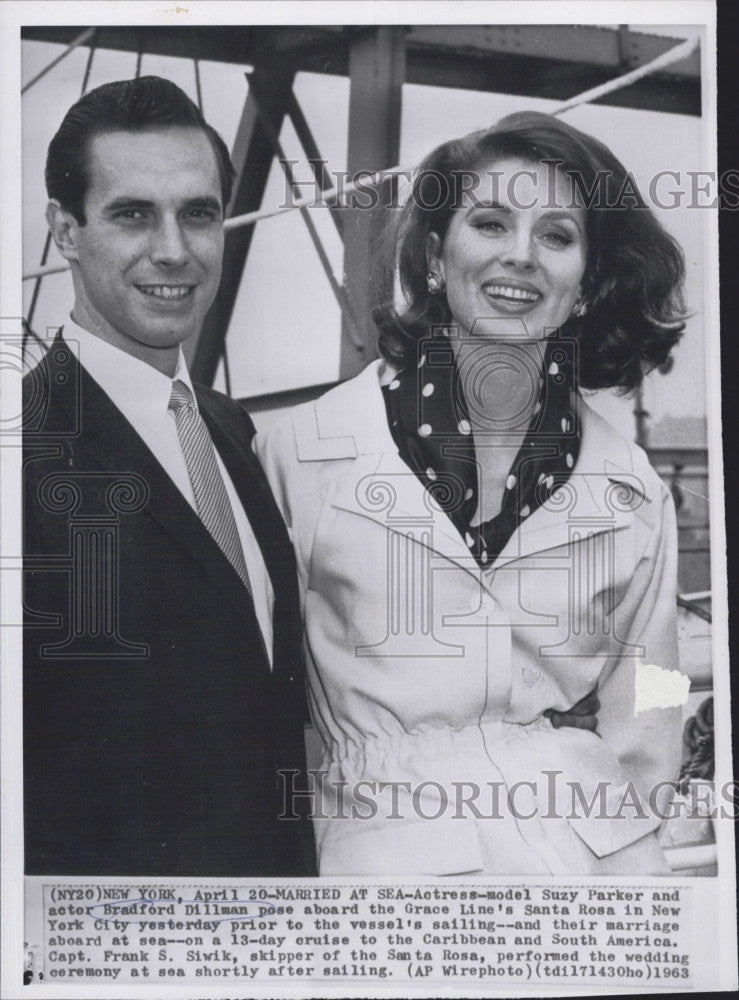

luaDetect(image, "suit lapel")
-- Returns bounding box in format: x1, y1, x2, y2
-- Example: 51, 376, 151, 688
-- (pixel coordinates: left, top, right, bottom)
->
48, 343, 250, 614
197, 387, 302, 677
197, 388, 292, 596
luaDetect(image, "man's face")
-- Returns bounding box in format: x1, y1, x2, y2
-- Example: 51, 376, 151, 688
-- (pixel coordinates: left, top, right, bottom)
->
63, 127, 224, 366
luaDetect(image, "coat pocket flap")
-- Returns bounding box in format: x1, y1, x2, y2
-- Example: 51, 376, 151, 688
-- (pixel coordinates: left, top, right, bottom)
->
566, 782, 662, 858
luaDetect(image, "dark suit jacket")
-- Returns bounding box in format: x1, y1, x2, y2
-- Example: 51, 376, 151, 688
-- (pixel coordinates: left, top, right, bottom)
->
23, 335, 315, 876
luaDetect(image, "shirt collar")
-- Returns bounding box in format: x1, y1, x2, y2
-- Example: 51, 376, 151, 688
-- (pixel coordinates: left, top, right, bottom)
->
62, 316, 195, 415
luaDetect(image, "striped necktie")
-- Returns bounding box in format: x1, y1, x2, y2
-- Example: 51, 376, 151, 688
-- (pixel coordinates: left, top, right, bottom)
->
168, 379, 250, 590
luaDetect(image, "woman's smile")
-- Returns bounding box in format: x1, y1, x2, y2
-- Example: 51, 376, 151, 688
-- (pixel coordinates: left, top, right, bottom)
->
481, 278, 543, 313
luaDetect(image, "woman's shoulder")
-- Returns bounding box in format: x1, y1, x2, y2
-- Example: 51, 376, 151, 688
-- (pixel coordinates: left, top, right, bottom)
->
575, 396, 673, 537
257, 358, 396, 465
577, 396, 667, 491
254, 359, 399, 505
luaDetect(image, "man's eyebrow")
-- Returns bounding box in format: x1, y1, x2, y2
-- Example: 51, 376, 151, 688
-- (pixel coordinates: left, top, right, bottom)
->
103, 197, 156, 212
182, 196, 223, 213
102, 196, 223, 213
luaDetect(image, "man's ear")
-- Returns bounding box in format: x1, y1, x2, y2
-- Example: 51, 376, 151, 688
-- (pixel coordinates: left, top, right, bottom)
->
425, 231, 444, 282
46, 200, 80, 262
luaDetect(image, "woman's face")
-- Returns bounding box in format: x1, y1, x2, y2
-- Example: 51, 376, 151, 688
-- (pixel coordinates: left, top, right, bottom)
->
427, 156, 588, 342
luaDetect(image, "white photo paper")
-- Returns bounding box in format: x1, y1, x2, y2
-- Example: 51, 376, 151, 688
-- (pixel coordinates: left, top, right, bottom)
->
1, 2, 735, 997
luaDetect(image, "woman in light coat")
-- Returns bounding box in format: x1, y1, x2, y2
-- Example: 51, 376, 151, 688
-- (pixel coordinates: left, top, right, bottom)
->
256, 112, 687, 876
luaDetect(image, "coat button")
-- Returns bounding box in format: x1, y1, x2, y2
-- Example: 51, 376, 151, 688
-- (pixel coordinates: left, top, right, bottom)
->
480, 595, 496, 616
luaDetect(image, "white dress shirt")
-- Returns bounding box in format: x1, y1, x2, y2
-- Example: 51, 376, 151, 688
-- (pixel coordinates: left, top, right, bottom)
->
65, 317, 274, 664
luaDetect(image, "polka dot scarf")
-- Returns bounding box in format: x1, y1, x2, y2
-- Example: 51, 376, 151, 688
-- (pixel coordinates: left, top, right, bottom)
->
381, 334, 580, 569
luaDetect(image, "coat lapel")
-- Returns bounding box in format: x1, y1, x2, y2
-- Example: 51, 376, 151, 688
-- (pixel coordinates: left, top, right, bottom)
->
328, 448, 480, 572
491, 398, 653, 568
307, 361, 495, 578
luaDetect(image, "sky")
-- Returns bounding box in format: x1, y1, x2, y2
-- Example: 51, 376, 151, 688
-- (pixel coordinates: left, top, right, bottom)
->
20, 25, 712, 444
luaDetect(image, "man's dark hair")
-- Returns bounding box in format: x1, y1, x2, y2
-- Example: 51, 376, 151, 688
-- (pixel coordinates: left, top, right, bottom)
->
46, 75, 236, 223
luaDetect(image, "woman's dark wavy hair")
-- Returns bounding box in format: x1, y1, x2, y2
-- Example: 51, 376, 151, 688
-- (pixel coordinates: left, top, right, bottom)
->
46, 75, 236, 223
373, 111, 687, 391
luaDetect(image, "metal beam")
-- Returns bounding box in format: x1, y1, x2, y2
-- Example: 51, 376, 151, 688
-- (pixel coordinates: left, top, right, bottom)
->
21, 24, 700, 77
188, 64, 296, 384
406, 24, 700, 78
402, 50, 700, 115
340, 27, 406, 379
21, 25, 700, 116
286, 91, 345, 239
22, 25, 259, 66
245, 71, 362, 342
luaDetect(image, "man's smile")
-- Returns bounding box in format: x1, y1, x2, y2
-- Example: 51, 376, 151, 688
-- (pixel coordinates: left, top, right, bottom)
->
136, 284, 194, 299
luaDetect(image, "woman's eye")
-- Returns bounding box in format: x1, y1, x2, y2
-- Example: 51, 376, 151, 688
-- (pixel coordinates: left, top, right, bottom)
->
476, 219, 506, 233
542, 230, 574, 246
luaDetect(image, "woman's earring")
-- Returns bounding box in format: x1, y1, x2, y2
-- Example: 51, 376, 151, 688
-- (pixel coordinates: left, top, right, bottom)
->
427, 272, 445, 295
571, 293, 588, 318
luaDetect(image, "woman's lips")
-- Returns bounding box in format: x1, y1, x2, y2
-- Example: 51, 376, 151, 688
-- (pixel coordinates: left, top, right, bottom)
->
482, 282, 542, 312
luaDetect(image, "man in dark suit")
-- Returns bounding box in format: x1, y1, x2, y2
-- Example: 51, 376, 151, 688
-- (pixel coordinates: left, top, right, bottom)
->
23, 76, 314, 876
